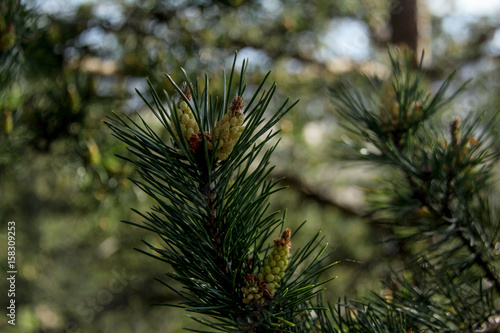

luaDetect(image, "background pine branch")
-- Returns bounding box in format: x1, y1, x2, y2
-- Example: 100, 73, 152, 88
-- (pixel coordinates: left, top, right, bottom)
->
326, 49, 500, 332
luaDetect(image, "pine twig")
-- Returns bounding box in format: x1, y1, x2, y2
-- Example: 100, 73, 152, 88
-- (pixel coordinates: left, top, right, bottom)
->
272, 172, 364, 218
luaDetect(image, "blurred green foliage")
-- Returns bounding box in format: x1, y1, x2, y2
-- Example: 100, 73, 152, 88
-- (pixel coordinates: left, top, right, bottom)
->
0, 0, 499, 332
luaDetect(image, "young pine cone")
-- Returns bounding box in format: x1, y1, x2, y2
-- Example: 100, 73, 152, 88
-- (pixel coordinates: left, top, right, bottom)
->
173, 83, 199, 143
242, 229, 291, 305
257, 228, 291, 295
212, 96, 244, 160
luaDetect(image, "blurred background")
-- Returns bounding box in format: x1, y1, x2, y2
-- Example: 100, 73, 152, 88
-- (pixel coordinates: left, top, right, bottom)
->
1, 0, 499, 331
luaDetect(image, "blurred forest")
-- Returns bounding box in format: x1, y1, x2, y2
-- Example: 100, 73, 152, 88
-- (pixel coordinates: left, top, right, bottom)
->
1, 0, 499, 332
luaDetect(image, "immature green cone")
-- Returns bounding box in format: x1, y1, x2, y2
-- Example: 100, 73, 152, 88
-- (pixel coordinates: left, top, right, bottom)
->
212, 96, 244, 160
242, 229, 292, 305
174, 83, 199, 144
258, 228, 291, 294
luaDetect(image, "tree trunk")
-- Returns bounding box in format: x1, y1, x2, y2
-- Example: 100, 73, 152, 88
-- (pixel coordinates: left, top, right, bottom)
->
390, 0, 418, 52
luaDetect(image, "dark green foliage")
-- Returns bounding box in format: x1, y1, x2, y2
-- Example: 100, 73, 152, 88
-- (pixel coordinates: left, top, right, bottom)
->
0, 0, 38, 87
313, 297, 408, 333
3, 1, 500, 331
326, 49, 500, 332
106, 55, 335, 332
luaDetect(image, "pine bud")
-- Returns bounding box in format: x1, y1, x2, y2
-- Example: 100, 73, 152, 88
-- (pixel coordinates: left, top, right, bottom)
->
380, 82, 400, 128
457, 135, 478, 165
416, 206, 433, 218
181, 82, 192, 101
241, 229, 292, 306
411, 101, 422, 115
380, 81, 423, 130
242, 274, 266, 306
447, 117, 478, 165
467, 135, 478, 147
172, 83, 199, 144
450, 117, 460, 147
212, 96, 244, 160
261, 229, 291, 295
177, 101, 199, 141
188, 131, 212, 153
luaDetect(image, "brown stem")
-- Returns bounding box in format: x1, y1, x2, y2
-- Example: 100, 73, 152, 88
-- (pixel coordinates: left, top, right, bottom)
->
459, 229, 500, 295
202, 176, 227, 275
270, 172, 364, 218
405, 171, 500, 295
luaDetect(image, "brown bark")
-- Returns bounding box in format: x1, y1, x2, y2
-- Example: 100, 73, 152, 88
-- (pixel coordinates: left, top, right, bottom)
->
390, 0, 418, 52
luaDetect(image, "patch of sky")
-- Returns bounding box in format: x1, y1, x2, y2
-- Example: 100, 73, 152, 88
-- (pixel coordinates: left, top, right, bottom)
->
441, 15, 477, 43
317, 18, 371, 62
78, 26, 121, 58
93, 2, 124, 28
230, 47, 272, 72
286, 58, 304, 75
179, 6, 205, 32
488, 28, 500, 55
427, 0, 500, 17
258, 0, 283, 20
124, 76, 148, 112
34, 0, 97, 18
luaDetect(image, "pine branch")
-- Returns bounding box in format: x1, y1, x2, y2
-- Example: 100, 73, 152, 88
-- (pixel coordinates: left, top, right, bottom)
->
270, 172, 364, 218
106, 54, 335, 332
327, 49, 500, 331
397, 149, 500, 296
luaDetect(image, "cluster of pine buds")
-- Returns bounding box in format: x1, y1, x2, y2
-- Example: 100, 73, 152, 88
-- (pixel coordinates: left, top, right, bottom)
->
172, 83, 245, 160
379, 81, 422, 130
447, 117, 478, 164
242, 229, 291, 306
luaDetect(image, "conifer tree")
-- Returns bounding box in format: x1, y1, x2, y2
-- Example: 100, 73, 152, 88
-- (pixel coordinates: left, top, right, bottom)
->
107, 49, 499, 332
106, 55, 335, 332
1, 0, 37, 135
316, 49, 500, 332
